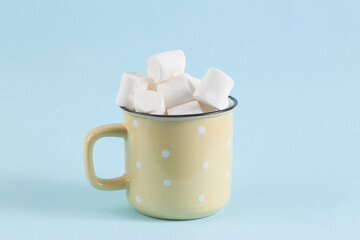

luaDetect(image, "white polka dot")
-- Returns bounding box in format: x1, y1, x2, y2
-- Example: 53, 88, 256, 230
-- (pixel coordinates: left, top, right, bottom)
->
133, 120, 139, 128
136, 161, 142, 168
225, 170, 230, 178
202, 161, 209, 169
227, 138, 231, 147
161, 149, 170, 158
197, 195, 205, 202
163, 179, 172, 187
197, 126, 206, 135
135, 196, 141, 203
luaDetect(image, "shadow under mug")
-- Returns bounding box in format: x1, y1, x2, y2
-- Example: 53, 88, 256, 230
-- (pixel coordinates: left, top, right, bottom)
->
84, 96, 238, 220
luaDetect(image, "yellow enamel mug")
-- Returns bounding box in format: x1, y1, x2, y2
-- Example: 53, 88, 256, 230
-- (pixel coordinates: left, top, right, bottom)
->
84, 96, 238, 220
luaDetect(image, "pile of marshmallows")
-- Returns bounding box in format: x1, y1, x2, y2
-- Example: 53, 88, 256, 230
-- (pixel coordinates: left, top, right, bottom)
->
115, 50, 234, 115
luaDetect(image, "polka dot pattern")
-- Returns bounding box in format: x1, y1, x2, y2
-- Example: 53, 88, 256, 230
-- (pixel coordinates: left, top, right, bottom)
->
163, 179, 172, 187
128, 113, 233, 208
133, 120, 139, 128
202, 161, 209, 170
161, 149, 170, 158
197, 126, 206, 135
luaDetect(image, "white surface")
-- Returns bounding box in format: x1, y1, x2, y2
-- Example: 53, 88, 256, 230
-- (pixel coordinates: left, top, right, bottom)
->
147, 50, 185, 83
115, 72, 150, 110
167, 100, 203, 115
199, 101, 218, 113
194, 68, 234, 110
157, 73, 195, 108
133, 90, 165, 115
185, 73, 201, 89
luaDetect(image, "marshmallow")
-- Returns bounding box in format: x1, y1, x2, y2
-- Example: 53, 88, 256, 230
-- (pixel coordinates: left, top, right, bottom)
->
157, 73, 195, 108
147, 79, 158, 91
194, 68, 234, 110
228, 98, 234, 108
167, 100, 203, 115
185, 73, 201, 89
115, 72, 150, 110
199, 102, 218, 113
134, 90, 165, 115
147, 50, 186, 83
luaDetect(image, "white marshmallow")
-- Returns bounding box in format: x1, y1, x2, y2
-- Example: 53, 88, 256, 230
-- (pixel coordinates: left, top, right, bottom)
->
147, 79, 158, 91
199, 102, 218, 113
147, 50, 186, 83
115, 72, 150, 110
194, 68, 234, 110
167, 100, 203, 115
157, 73, 195, 108
228, 98, 234, 108
134, 90, 165, 115
185, 73, 201, 89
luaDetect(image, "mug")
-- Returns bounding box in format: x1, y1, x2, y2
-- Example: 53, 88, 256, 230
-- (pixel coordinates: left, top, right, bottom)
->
83, 96, 238, 220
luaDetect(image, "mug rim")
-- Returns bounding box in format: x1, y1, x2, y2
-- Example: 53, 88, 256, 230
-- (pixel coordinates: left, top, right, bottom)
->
120, 96, 238, 118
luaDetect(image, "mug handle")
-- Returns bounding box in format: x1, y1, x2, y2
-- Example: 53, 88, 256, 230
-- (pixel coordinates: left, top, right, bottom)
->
84, 123, 130, 190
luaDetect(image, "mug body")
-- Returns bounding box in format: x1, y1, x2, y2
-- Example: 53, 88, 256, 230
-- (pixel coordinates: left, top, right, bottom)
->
123, 108, 234, 219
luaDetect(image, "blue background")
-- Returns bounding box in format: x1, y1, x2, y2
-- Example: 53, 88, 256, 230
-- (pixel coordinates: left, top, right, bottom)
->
1, 0, 359, 239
